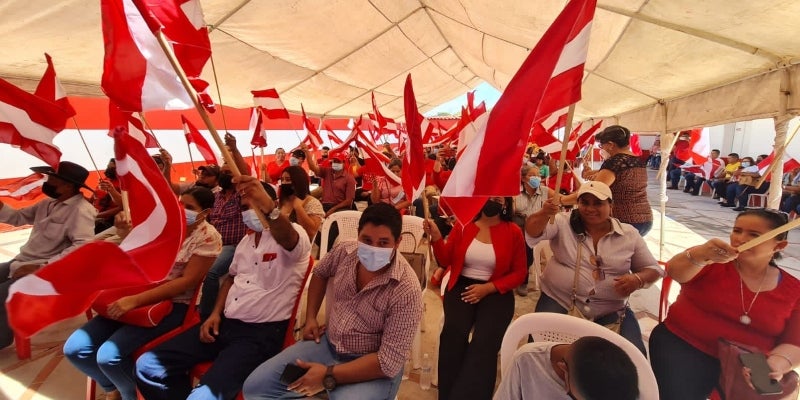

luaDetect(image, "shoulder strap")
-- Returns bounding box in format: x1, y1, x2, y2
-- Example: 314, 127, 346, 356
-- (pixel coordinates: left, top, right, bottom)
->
572, 240, 582, 302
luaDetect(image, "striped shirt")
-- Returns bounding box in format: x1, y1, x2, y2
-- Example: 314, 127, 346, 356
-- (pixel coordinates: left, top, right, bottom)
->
314, 240, 423, 377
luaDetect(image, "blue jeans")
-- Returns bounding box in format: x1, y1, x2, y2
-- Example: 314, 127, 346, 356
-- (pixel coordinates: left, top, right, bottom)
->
63, 303, 188, 400
242, 334, 403, 400
534, 291, 647, 355
199, 244, 236, 319
0, 261, 15, 349
629, 221, 653, 237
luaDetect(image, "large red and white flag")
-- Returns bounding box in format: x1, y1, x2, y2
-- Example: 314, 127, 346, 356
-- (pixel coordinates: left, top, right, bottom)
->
757, 151, 800, 178
181, 115, 219, 165
567, 120, 602, 159
324, 124, 344, 147
248, 107, 267, 148
0, 173, 46, 201
7, 127, 185, 337
402, 75, 427, 202
442, 0, 596, 222
360, 140, 401, 186
251, 89, 290, 119
108, 103, 159, 148
101, 0, 210, 112
531, 123, 563, 156
34, 54, 77, 118
0, 78, 66, 168
370, 92, 398, 136
300, 105, 324, 150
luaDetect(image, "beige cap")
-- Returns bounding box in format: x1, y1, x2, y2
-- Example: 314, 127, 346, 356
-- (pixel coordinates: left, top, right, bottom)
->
577, 181, 612, 201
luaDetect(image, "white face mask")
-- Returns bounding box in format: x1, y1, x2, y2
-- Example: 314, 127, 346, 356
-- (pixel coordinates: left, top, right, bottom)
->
185, 209, 199, 226
331, 162, 343, 172
289, 157, 300, 166
357, 242, 394, 272
741, 161, 751, 168
241, 209, 264, 232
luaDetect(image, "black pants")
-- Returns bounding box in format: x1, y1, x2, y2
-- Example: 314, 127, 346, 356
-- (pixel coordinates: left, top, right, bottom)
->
438, 276, 514, 400
649, 323, 721, 400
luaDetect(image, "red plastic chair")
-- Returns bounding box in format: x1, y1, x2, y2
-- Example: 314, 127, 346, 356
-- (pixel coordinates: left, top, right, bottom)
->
15, 309, 94, 360
188, 256, 316, 399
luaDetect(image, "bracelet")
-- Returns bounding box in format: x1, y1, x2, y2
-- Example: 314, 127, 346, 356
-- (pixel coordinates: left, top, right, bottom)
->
685, 249, 705, 267
632, 272, 645, 288
769, 353, 793, 367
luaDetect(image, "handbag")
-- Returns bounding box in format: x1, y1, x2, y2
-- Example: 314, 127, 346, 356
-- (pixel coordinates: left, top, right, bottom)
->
400, 231, 427, 290
717, 338, 799, 400
91, 283, 173, 327
567, 240, 623, 333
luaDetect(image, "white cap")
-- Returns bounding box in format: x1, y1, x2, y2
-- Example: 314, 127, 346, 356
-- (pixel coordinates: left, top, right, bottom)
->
577, 181, 612, 201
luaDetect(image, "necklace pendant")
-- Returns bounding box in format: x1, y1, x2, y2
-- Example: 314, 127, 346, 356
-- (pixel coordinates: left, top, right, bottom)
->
740, 314, 752, 325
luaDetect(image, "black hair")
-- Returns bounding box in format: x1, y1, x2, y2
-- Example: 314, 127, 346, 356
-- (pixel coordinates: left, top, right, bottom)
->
473, 197, 514, 222
570, 336, 639, 400
359, 203, 402, 240
736, 209, 789, 263
291, 149, 306, 160
711, 149, 720, 154
569, 196, 613, 236
282, 166, 310, 199
388, 159, 403, 170
595, 125, 631, 148
262, 182, 277, 201
728, 153, 739, 158
427, 153, 437, 161
182, 186, 215, 210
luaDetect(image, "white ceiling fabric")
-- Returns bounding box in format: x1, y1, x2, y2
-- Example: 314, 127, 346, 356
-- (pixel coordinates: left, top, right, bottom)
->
2, 0, 799, 131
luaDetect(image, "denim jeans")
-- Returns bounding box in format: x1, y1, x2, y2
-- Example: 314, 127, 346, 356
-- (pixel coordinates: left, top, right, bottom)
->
629, 221, 653, 237
63, 303, 188, 400
0, 261, 15, 349
242, 334, 403, 400
534, 291, 647, 355
199, 244, 237, 319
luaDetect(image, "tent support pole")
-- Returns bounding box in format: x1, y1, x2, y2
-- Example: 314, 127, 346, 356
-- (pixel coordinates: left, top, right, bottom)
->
658, 102, 670, 261
768, 69, 794, 209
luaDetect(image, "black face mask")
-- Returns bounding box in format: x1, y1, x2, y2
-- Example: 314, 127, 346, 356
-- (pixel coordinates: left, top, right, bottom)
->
195, 181, 213, 189
482, 201, 503, 217
321, 154, 328, 159
42, 182, 60, 199
104, 168, 117, 180
279, 183, 295, 199
218, 173, 233, 190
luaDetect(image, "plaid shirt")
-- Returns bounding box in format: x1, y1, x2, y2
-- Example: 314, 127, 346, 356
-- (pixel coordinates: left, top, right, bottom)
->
209, 190, 247, 246
315, 240, 423, 377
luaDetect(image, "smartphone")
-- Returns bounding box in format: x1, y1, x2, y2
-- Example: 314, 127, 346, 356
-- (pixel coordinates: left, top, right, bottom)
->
279, 363, 309, 385
739, 353, 783, 395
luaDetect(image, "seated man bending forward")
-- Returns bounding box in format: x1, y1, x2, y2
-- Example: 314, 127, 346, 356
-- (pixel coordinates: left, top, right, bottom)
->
136, 178, 311, 400
242, 202, 423, 400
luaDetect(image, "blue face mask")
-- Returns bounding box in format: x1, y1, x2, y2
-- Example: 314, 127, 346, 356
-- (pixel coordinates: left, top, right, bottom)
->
741, 161, 751, 167
185, 209, 199, 226
289, 157, 300, 166
241, 209, 264, 232
528, 176, 541, 189
357, 242, 395, 272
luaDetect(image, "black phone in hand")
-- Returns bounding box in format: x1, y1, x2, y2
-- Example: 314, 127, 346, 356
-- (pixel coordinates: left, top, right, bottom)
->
280, 363, 309, 385
739, 353, 783, 394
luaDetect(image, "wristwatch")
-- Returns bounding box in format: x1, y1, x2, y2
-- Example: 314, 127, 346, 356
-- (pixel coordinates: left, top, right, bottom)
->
268, 207, 281, 220
323, 365, 337, 390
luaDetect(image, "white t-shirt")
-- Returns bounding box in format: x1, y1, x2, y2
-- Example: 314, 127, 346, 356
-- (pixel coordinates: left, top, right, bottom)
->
494, 342, 570, 400
224, 222, 311, 323
461, 238, 496, 281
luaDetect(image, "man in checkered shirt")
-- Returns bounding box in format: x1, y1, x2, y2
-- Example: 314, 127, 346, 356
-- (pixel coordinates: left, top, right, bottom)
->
243, 203, 423, 399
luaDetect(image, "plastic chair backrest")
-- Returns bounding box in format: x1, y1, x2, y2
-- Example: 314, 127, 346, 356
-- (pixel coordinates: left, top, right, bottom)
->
499, 313, 659, 400
318, 210, 362, 260
658, 261, 671, 322
400, 215, 428, 288
284, 256, 316, 348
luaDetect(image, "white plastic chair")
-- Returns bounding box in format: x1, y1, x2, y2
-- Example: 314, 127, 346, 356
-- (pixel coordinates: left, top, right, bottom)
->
400, 215, 430, 369
747, 192, 768, 208
499, 313, 659, 400
318, 210, 362, 260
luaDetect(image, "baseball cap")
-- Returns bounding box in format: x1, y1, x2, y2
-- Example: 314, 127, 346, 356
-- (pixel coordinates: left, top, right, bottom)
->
577, 181, 612, 201
198, 165, 221, 177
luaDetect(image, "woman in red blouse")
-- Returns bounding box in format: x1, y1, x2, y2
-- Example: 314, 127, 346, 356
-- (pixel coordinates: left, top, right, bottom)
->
265, 148, 289, 184
650, 209, 800, 399
425, 197, 527, 400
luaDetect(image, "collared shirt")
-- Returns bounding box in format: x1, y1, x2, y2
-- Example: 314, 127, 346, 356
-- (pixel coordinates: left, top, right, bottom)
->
168, 220, 222, 304
225, 223, 311, 323
493, 342, 569, 400
515, 187, 546, 218
723, 162, 741, 179
525, 213, 663, 319
0, 194, 96, 275
266, 160, 289, 183
319, 167, 356, 205
209, 190, 247, 246
315, 240, 423, 377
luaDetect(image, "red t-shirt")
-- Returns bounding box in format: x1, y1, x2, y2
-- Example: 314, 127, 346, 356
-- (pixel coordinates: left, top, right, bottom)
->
664, 262, 800, 358
266, 160, 289, 183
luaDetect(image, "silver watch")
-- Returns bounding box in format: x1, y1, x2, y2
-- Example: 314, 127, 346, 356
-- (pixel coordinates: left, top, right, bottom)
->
268, 207, 281, 220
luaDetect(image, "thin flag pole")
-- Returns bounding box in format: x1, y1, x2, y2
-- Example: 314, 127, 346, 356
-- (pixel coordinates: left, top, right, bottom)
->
185, 139, 196, 172
550, 104, 575, 224
260, 147, 266, 181
137, 112, 163, 149
208, 51, 230, 133
71, 117, 102, 179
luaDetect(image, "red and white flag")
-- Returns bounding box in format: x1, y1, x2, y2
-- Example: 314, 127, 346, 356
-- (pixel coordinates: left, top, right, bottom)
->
300, 105, 323, 151
34, 54, 76, 118
101, 0, 211, 112
7, 127, 185, 337
531, 123, 563, 156
758, 151, 800, 178
0, 78, 66, 168
567, 120, 602, 159
181, 115, 219, 165
251, 89, 290, 119
108, 103, 159, 148
402, 75, 427, 202
0, 173, 46, 201
248, 107, 267, 148
360, 140, 401, 186
630, 133, 642, 156
442, 0, 596, 222
324, 124, 344, 147
370, 92, 398, 136
329, 118, 361, 158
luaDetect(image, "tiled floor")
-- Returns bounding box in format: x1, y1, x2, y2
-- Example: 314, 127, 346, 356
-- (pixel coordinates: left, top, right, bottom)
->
2, 169, 799, 399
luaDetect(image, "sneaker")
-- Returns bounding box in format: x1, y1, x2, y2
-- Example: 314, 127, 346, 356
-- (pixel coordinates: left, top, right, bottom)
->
733, 207, 746, 211
720, 203, 736, 207
515, 285, 529, 297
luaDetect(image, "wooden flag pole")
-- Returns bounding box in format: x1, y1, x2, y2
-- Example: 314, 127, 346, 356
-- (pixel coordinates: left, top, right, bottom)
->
121, 190, 131, 224
71, 117, 102, 179
753, 123, 800, 189
738, 217, 800, 251
260, 147, 266, 181
137, 112, 164, 149
184, 139, 196, 173
550, 105, 576, 224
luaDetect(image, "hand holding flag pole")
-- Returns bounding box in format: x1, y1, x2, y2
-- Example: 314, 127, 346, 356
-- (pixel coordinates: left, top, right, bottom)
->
753, 123, 800, 190
550, 105, 575, 224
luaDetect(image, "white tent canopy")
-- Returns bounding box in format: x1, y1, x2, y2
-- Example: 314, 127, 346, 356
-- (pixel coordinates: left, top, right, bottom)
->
2, 0, 800, 130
